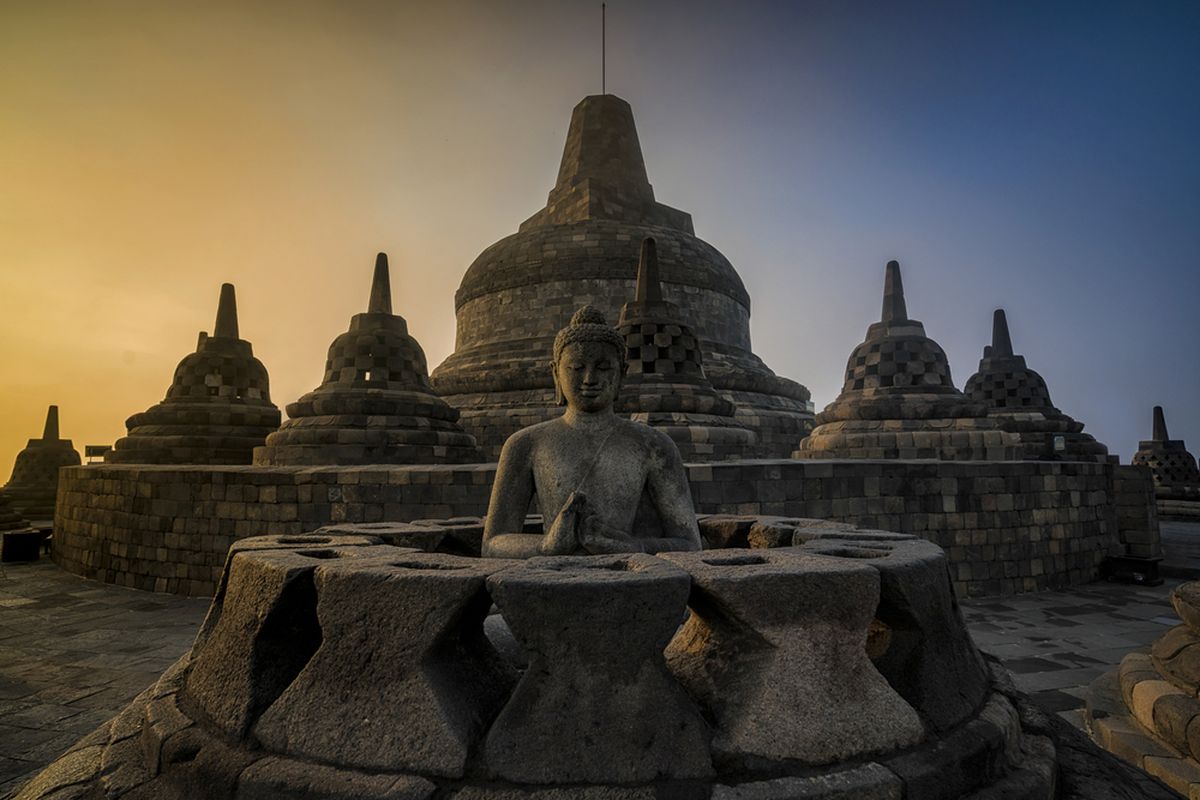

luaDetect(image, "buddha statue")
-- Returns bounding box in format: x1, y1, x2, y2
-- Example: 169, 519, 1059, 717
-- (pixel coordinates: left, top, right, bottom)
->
482, 306, 703, 558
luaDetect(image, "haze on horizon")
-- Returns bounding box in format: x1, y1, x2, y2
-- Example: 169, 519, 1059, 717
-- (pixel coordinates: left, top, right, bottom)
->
1, 0, 1197, 469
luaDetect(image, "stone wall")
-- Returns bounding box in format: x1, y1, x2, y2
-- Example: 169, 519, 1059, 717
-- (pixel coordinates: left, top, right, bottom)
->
1110, 464, 1162, 559
54, 459, 1121, 598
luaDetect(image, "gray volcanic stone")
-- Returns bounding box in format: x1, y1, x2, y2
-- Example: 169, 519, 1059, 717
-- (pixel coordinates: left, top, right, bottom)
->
236, 757, 436, 799
483, 553, 712, 783
661, 549, 923, 767
314, 520, 484, 556
183, 546, 394, 738
193, 534, 387, 651
711, 762, 902, 799
253, 553, 519, 778
451, 789, 659, 800
1172, 582, 1200, 632
797, 535, 990, 731
2, 405, 81, 521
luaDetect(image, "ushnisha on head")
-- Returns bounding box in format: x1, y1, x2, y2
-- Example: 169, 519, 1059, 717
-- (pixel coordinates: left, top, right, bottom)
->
551, 306, 628, 410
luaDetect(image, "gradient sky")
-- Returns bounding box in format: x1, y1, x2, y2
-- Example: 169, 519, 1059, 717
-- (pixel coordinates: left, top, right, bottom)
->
2, 0, 1197, 469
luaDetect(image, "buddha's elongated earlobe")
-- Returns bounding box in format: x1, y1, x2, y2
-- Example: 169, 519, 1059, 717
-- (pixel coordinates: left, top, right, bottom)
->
552, 362, 565, 406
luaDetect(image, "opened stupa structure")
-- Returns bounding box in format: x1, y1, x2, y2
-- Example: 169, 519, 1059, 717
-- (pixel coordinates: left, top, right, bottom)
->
106, 284, 281, 465
254, 254, 483, 465
964, 309, 1109, 463
430, 94, 812, 459
3, 405, 80, 521
794, 261, 1017, 461
614, 237, 756, 460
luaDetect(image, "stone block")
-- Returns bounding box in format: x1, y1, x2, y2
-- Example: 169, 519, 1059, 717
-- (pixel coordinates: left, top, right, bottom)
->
711, 762, 902, 798
483, 553, 712, 784
795, 535, 990, 731
235, 756, 435, 799
662, 548, 922, 767
253, 553, 518, 778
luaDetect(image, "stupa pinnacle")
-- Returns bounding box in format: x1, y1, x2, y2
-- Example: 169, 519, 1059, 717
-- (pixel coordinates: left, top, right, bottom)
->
431, 94, 812, 458
795, 261, 1016, 460
254, 254, 483, 466
614, 238, 756, 460
3, 405, 81, 521
106, 284, 281, 464
963, 309, 1109, 462
1132, 406, 1200, 512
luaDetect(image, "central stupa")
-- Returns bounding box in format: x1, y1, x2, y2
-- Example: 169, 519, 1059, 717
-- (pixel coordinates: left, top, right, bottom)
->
430, 94, 812, 459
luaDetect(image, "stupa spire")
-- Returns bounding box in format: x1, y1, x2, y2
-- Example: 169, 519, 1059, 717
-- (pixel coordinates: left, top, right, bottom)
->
42, 405, 59, 441
1153, 406, 1170, 442
881, 260, 908, 323
634, 238, 663, 303
368, 252, 393, 314
991, 309, 1014, 358
554, 95, 652, 200
213, 283, 239, 340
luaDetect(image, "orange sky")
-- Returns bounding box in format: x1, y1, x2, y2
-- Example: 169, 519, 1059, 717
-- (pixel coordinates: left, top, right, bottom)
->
3, 0, 1198, 470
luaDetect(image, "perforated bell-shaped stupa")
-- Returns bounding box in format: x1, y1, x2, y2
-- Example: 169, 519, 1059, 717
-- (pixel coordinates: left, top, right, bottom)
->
964, 309, 1109, 462
794, 261, 1017, 460
3, 405, 81, 521
254, 254, 483, 465
430, 94, 812, 460
106, 284, 281, 464
1132, 406, 1200, 506
615, 238, 755, 460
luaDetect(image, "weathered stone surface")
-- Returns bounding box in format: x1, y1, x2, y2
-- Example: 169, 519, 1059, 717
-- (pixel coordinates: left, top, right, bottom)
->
155, 725, 261, 799
483, 554, 712, 783
663, 548, 922, 766
711, 762, 902, 799
12, 745, 103, 800
236, 756, 436, 799
1133, 406, 1200, 503
315, 520, 483, 556
1175, 583, 1200, 632
106, 283, 281, 465
795, 535, 991, 731
254, 253, 483, 466
183, 548, 337, 737
3, 405, 80, 521
963, 309, 1109, 463
430, 94, 812, 460
794, 261, 1017, 461
450, 788, 659, 800
254, 553, 518, 778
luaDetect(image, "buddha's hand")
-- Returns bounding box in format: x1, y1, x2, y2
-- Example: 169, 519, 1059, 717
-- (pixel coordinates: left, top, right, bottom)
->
579, 514, 644, 555
539, 491, 586, 556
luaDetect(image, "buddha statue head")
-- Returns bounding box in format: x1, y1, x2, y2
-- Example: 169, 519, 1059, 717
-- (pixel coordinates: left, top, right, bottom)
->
550, 306, 628, 411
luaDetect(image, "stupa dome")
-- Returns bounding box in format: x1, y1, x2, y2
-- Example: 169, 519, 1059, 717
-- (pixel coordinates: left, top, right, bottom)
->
964, 309, 1109, 462
254, 254, 483, 465
3, 405, 81, 521
1132, 406, 1200, 501
614, 238, 756, 460
794, 261, 1017, 460
431, 94, 812, 459
106, 284, 281, 464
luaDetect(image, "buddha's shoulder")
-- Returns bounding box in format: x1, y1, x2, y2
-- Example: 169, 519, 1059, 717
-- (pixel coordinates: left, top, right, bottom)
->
502, 418, 566, 450
615, 417, 677, 452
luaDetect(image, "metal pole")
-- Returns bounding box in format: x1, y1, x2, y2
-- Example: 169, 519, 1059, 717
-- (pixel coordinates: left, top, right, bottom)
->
602, 3, 606, 94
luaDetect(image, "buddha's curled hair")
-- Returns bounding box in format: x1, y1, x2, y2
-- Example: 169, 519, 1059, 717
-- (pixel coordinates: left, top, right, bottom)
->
552, 305, 627, 366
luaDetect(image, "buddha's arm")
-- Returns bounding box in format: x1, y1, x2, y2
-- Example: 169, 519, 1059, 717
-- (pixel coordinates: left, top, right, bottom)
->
643, 439, 703, 553
482, 434, 541, 559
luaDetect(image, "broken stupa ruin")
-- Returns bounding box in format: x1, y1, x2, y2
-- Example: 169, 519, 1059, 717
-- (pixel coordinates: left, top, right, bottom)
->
253, 253, 483, 466
964, 309, 1110, 463
105, 284, 281, 465
2, 405, 80, 522
429, 94, 813, 459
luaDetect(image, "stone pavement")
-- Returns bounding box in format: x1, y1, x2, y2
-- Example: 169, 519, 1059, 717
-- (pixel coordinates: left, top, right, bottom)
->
0, 545, 1194, 798
0, 561, 208, 797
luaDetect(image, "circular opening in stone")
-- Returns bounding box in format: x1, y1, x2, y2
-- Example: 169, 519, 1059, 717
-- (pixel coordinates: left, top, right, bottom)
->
278, 536, 332, 545
391, 560, 467, 571
820, 546, 890, 559
296, 549, 341, 559
701, 554, 768, 567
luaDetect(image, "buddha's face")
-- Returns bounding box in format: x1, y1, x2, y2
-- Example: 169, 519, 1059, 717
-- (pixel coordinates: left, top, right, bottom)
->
554, 341, 624, 413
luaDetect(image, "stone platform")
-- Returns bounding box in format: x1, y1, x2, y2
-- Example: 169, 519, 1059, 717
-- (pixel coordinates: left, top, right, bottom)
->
2, 554, 1191, 799
52, 458, 1126, 599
